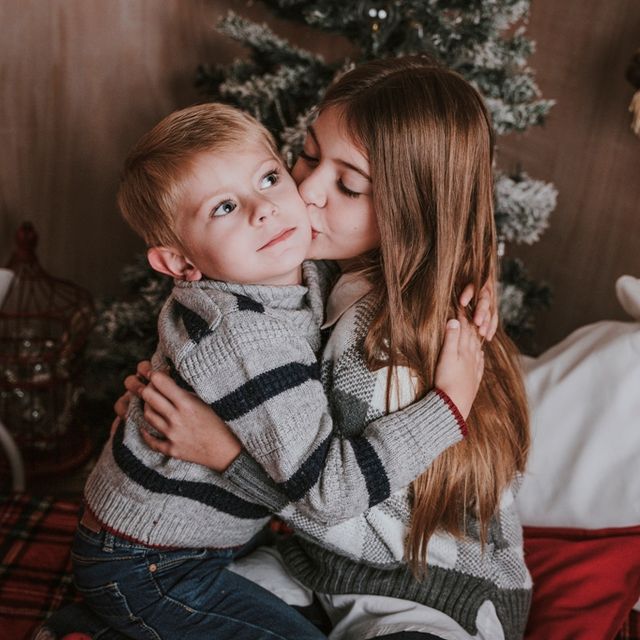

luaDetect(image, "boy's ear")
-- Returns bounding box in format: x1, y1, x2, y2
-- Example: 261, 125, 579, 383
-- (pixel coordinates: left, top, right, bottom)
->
147, 247, 202, 281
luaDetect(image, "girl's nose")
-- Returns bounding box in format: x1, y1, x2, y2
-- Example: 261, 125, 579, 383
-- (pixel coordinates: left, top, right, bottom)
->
297, 173, 327, 209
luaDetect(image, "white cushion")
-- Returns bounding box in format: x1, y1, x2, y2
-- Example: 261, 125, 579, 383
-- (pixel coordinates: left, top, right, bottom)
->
516, 276, 640, 528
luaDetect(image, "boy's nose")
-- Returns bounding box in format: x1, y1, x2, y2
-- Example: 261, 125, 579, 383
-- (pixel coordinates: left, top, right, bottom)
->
251, 198, 278, 224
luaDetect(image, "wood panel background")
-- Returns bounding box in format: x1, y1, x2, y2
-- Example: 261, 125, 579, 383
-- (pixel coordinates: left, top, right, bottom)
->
499, 0, 640, 350
0, 0, 352, 294
1, 0, 638, 352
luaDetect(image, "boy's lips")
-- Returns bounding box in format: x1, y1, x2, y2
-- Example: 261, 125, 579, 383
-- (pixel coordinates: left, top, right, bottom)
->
259, 227, 296, 250
311, 229, 319, 240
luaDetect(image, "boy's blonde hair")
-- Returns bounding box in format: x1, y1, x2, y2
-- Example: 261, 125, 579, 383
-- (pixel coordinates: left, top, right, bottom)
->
117, 103, 278, 248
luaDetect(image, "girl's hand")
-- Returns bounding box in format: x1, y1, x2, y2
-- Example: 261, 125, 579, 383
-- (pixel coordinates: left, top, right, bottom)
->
138, 370, 243, 471
434, 312, 484, 420
459, 279, 499, 341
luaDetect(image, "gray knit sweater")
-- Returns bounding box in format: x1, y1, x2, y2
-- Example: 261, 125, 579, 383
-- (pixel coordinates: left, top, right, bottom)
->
84, 262, 465, 549
225, 272, 532, 640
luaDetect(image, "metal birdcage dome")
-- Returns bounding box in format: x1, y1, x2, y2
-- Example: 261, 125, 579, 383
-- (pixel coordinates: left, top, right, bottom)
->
0, 222, 95, 478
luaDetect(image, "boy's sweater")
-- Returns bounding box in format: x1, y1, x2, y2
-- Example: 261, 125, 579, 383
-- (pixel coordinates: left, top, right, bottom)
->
225, 272, 533, 640
84, 263, 465, 549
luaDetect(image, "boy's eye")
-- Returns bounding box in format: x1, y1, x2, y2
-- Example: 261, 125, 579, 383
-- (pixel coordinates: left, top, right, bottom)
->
260, 170, 280, 189
337, 179, 360, 199
298, 150, 319, 165
211, 200, 237, 217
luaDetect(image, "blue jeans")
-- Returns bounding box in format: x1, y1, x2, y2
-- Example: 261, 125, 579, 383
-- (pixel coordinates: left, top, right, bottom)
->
70, 521, 326, 640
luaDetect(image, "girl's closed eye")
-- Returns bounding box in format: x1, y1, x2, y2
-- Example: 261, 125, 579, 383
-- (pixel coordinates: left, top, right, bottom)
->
337, 179, 361, 199
211, 200, 237, 218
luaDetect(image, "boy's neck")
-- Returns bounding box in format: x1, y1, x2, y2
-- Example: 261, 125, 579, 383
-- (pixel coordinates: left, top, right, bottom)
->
260, 265, 303, 286
199, 264, 303, 287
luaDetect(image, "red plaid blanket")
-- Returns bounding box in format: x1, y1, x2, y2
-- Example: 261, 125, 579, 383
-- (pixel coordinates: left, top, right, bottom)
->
0, 495, 80, 640
0, 494, 639, 640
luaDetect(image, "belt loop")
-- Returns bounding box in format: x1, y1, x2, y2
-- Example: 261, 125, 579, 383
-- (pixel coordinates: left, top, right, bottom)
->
103, 531, 115, 553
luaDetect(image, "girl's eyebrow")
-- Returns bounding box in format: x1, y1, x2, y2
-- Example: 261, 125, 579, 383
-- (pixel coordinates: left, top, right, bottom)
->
308, 125, 370, 181
337, 159, 370, 182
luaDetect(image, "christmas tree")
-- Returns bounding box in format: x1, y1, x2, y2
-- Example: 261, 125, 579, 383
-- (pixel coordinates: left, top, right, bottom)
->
88, 0, 556, 405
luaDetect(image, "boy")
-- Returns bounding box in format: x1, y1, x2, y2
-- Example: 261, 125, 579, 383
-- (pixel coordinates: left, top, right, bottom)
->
65, 104, 471, 638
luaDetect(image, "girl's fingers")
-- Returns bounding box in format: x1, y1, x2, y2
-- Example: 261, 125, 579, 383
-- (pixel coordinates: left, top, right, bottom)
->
487, 310, 499, 341
473, 295, 491, 336
142, 403, 169, 436
441, 318, 461, 357
140, 427, 171, 456
141, 383, 177, 420
459, 283, 475, 308
457, 309, 473, 351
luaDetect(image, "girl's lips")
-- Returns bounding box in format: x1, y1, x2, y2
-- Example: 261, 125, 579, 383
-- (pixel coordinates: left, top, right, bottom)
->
259, 227, 296, 250
311, 229, 320, 239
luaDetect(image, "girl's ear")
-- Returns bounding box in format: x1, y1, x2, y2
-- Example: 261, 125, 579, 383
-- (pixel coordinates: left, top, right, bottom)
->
147, 247, 202, 281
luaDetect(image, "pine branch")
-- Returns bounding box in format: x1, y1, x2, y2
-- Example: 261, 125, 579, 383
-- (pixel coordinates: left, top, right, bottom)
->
219, 11, 322, 67
495, 171, 557, 244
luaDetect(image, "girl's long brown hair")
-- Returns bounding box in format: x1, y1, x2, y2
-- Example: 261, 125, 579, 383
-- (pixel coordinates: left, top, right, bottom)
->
320, 56, 529, 574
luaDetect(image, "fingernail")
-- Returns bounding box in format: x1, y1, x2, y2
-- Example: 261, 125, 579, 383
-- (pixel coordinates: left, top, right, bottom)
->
447, 319, 460, 329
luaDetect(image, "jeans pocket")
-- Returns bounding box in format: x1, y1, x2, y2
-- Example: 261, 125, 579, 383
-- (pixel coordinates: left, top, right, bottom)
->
149, 547, 212, 573
146, 548, 234, 607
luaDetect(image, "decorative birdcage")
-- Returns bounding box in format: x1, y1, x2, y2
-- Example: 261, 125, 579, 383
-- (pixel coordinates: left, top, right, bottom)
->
0, 222, 95, 477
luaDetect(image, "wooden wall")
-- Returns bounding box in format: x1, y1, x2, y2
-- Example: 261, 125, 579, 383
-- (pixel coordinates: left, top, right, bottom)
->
1, 0, 230, 295
1, 0, 638, 351
499, 0, 640, 350
0, 0, 351, 295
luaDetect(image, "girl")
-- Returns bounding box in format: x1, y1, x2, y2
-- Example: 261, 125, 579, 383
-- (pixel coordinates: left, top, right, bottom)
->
130, 56, 531, 640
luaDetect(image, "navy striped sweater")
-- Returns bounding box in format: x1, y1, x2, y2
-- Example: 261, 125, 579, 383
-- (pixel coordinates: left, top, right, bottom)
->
84, 262, 465, 548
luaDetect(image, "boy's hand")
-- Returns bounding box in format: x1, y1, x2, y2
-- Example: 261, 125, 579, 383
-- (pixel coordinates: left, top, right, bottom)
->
459, 279, 499, 341
113, 360, 153, 420
138, 370, 242, 471
434, 312, 485, 420
113, 392, 132, 421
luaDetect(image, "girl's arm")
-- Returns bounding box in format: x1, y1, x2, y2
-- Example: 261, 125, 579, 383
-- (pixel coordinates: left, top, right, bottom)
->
136, 314, 483, 525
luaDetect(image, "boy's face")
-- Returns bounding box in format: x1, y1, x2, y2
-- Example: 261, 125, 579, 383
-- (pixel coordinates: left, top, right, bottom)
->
175, 143, 311, 286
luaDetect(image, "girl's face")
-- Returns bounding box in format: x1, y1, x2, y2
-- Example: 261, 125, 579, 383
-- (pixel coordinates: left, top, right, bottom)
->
292, 107, 380, 262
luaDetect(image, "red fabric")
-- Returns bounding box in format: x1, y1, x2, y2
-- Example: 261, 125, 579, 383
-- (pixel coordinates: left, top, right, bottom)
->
0, 494, 81, 640
524, 525, 640, 640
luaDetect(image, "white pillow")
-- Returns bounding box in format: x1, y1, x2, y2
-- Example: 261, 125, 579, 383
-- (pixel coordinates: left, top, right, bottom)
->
516, 276, 640, 528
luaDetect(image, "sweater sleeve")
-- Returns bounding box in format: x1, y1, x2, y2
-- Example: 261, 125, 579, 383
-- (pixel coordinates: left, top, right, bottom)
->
222, 386, 466, 526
